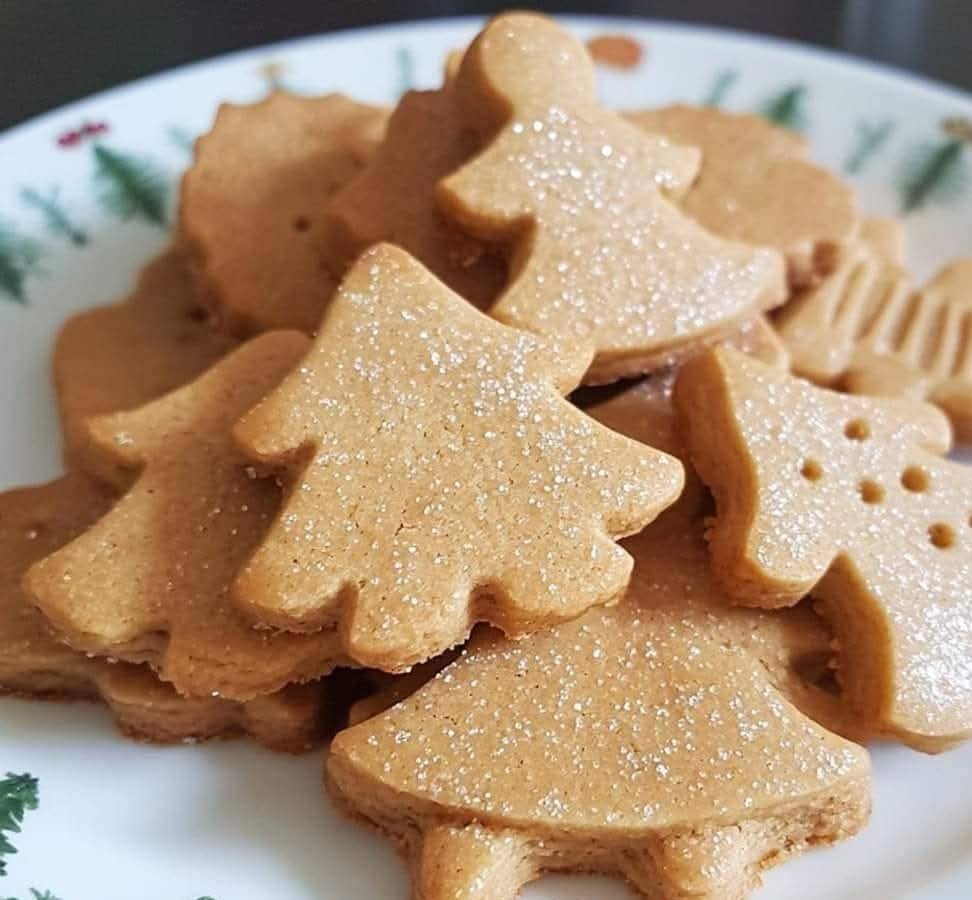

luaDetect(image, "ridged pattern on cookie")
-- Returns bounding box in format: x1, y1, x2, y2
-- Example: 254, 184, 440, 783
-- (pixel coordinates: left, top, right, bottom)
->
779, 219, 972, 441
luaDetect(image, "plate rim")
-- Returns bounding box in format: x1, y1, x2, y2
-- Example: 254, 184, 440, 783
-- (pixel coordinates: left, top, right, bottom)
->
3, 12, 971, 148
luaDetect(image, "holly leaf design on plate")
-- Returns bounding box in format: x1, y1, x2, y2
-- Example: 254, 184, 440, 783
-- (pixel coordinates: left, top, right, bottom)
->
0, 773, 39, 875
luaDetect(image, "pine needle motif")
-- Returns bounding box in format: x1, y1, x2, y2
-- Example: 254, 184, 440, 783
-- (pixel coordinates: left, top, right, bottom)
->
19, 187, 88, 246
844, 119, 895, 175
0, 773, 39, 876
92, 144, 168, 227
760, 85, 807, 133
703, 68, 738, 108
0, 223, 42, 304
900, 118, 971, 213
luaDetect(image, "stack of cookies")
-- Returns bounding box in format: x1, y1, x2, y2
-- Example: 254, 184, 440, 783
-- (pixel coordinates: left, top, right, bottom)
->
3, 12, 971, 899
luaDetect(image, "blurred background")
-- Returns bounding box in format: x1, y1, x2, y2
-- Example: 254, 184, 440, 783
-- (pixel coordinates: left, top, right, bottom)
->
3, 0, 971, 130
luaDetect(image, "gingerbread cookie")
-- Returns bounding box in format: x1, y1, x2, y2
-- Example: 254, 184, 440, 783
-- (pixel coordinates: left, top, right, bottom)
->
347, 653, 459, 727
233, 244, 684, 672
328, 523, 870, 900
26, 332, 347, 701
675, 345, 972, 751
438, 13, 785, 383
0, 473, 325, 751
778, 220, 972, 442
180, 92, 387, 335
629, 105, 858, 286
320, 85, 506, 310
54, 245, 237, 465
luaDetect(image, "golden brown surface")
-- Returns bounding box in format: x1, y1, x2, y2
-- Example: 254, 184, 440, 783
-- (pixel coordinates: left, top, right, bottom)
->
779, 219, 972, 442
26, 333, 347, 701
233, 244, 684, 672
0, 473, 325, 750
321, 86, 506, 310
675, 346, 972, 751
181, 92, 387, 335
54, 246, 237, 465
630, 105, 858, 287
329, 523, 870, 900
439, 13, 785, 383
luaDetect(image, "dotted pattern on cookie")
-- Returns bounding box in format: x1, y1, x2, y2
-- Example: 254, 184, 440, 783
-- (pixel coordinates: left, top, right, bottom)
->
675, 345, 972, 751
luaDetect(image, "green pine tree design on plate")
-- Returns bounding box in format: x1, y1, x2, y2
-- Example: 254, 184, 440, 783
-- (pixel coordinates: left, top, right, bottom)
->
702, 68, 738, 108
92, 143, 168, 227
20, 187, 88, 246
0, 224, 43, 305
3, 890, 62, 900
844, 119, 896, 175
0, 773, 38, 875
759, 84, 808, 133
899, 117, 971, 213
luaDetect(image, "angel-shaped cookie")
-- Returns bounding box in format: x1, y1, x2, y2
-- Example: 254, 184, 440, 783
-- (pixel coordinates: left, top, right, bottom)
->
629, 105, 858, 287
438, 13, 785, 383
328, 523, 870, 900
26, 332, 346, 701
181, 92, 387, 334
676, 345, 972, 751
1, 473, 325, 750
778, 218, 972, 441
233, 244, 684, 672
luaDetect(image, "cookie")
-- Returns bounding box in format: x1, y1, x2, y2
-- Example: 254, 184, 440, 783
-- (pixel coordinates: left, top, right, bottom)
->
180, 92, 387, 335
675, 345, 972, 751
25, 332, 347, 701
328, 523, 870, 900
320, 84, 506, 310
438, 13, 786, 383
628, 105, 858, 287
346, 653, 459, 727
0, 473, 324, 751
778, 219, 972, 442
233, 243, 684, 672
53, 245, 237, 465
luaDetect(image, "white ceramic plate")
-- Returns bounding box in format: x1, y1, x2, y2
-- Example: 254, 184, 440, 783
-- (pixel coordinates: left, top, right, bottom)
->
2, 15, 971, 900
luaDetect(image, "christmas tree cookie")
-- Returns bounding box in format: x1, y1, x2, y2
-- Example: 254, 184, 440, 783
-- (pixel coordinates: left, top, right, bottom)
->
26, 332, 346, 701
675, 345, 972, 751
0, 473, 326, 750
629, 105, 858, 287
181, 92, 387, 334
778, 218, 972, 442
54, 245, 237, 465
438, 13, 785, 383
321, 83, 506, 310
233, 244, 684, 672
328, 523, 870, 900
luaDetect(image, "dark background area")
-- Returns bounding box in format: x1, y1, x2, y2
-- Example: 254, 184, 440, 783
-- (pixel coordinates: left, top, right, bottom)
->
3, 0, 971, 131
